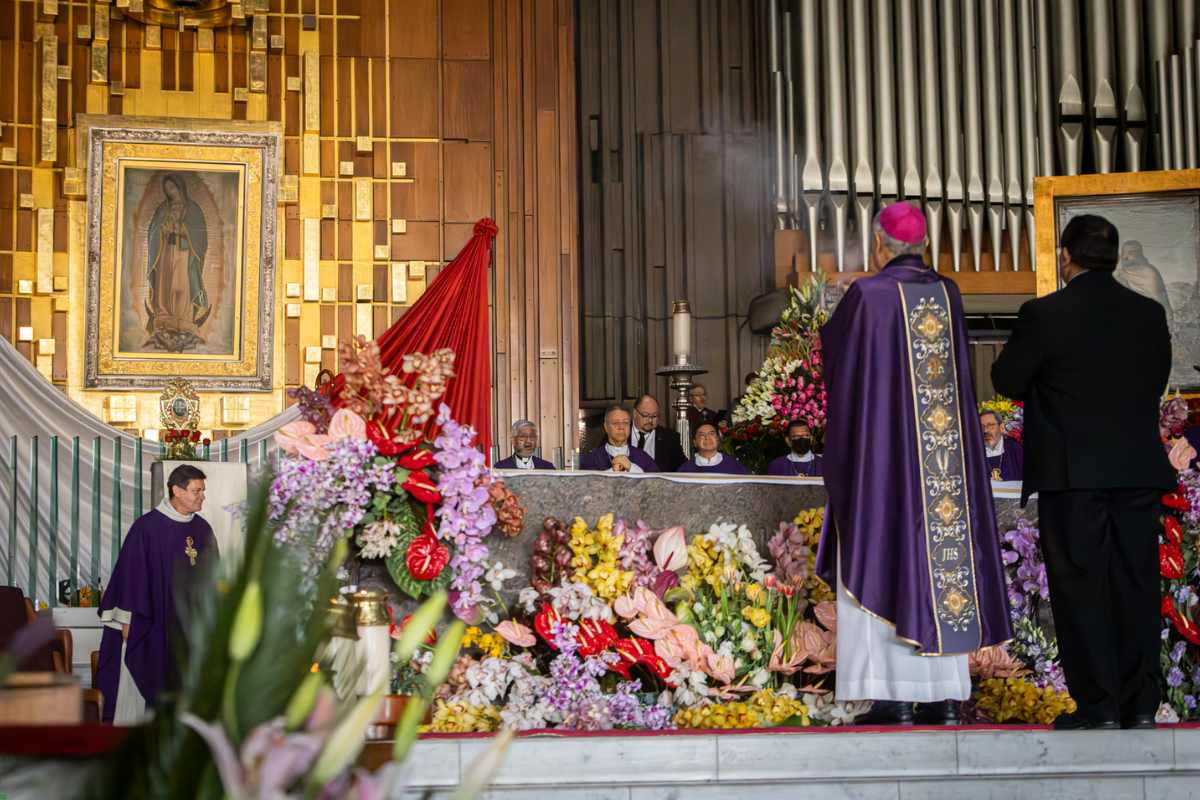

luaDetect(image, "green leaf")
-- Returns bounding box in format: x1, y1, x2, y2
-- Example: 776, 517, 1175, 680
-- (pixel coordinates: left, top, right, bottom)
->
384, 502, 422, 597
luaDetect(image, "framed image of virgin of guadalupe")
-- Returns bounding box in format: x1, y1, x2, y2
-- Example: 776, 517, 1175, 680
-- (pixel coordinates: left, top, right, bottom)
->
1034, 169, 1200, 391
80, 116, 281, 391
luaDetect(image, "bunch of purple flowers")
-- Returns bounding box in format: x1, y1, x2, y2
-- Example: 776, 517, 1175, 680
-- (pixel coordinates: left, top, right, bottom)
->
269, 436, 396, 575
1000, 517, 1049, 622
433, 404, 498, 621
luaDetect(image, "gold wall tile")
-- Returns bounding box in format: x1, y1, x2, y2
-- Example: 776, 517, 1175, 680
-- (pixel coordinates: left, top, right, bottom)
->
408, 260, 426, 280
303, 218, 320, 301
373, 244, 389, 260
43, 0, 58, 17
104, 396, 138, 424
251, 14, 267, 49
248, 52, 266, 93
320, 203, 337, 219
270, 34, 284, 50
321, 334, 337, 349
286, 303, 301, 318
232, 2, 244, 19
62, 167, 84, 197
304, 345, 321, 364
39, 36, 57, 163
53, 275, 67, 292
302, 133, 320, 175
94, 6, 110, 40
91, 42, 108, 84
17, 326, 34, 342
110, 80, 124, 96
279, 174, 298, 204
303, 51, 319, 132
17, 280, 34, 295
286, 76, 301, 92
37, 209, 54, 294
197, 28, 214, 51
356, 283, 372, 302
37, 338, 56, 356
18, 193, 34, 209
221, 396, 252, 424
57, 65, 71, 80
36, 355, 54, 381
355, 304, 372, 338
391, 161, 407, 178
303, 363, 320, 388
233, 87, 249, 103
53, 295, 69, 312
391, 263, 408, 303
339, 161, 354, 177
354, 178, 372, 221
321, 287, 337, 302
144, 25, 160, 49
391, 218, 407, 234
285, 282, 301, 298
0, 148, 15, 163
356, 136, 371, 153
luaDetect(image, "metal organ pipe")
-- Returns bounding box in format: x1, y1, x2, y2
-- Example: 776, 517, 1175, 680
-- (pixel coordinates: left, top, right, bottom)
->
961, 0, 985, 272
999, 0, 1024, 269
918, 0, 944, 270
872, 0, 899, 199
1086, 0, 1117, 173
848, 0, 875, 271
798, 1, 824, 273
981, 0, 1006, 271
939, 0, 965, 272
1018, 0, 1039, 271
822, 0, 850, 272
1117, 0, 1146, 170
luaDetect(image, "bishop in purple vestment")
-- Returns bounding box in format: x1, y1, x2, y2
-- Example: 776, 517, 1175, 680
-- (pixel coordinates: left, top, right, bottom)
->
96, 464, 218, 724
816, 202, 1010, 718
578, 405, 659, 472
677, 423, 750, 474
494, 420, 557, 470
766, 420, 824, 477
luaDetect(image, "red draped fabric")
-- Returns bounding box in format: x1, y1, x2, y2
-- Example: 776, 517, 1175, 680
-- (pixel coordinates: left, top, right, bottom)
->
328, 218, 496, 461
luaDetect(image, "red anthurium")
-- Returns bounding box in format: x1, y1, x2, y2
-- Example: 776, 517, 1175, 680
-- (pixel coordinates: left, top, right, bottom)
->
613, 637, 673, 682
398, 448, 436, 471
405, 531, 449, 581
1164, 515, 1183, 546
402, 470, 442, 505
533, 604, 563, 649
1163, 595, 1178, 618
367, 423, 419, 457
575, 619, 619, 657
1160, 543, 1185, 580
1172, 607, 1200, 646
1162, 490, 1190, 511
398, 613, 439, 645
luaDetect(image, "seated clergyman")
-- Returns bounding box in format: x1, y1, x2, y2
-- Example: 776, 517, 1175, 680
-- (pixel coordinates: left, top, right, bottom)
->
579, 405, 658, 473
766, 419, 824, 477
677, 422, 749, 474
980, 410, 1023, 481
95, 464, 218, 724
494, 420, 556, 470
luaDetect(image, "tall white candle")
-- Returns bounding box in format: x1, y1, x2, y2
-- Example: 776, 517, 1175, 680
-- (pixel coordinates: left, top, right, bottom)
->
671, 301, 691, 361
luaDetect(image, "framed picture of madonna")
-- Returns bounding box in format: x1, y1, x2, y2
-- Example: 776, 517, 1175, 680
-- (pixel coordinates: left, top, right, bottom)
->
1034, 168, 1200, 391
80, 116, 281, 391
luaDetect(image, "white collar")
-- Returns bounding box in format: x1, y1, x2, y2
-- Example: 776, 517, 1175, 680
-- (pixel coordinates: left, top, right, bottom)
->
513, 455, 535, 469
694, 452, 723, 467
985, 438, 1004, 458
157, 499, 195, 523
786, 451, 815, 463
605, 443, 629, 457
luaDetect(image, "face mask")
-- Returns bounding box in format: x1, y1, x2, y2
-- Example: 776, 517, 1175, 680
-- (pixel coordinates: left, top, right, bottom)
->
790, 438, 811, 455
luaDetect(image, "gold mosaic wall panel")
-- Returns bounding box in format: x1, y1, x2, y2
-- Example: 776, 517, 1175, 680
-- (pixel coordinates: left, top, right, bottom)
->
0, 0, 580, 455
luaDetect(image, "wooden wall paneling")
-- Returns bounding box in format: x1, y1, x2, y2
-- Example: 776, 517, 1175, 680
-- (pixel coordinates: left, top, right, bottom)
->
443, 0, 491, 60
443, 222, 475, 255
336, 6, 360, 56
336, 304, 353, 359
320, 305, 336, 371
284, 317, 301, 384
319, 56, 335, 134
161, 28, 177, 91
17, 41, 33, 125
353, 58, 370, 136
0, 39, 12, 124
51, 309, 66, 381
214, 28, 229, 93
285, 206, 300, 259
0, 297, 10, 343
443, 141, 491, 221
179, 30, 195, 92
336, 57, 352, 136
0, 253, 10, 293
371, 58, 388, 137
390, 221, 440, 260
337, 219, 352, 260
444, 60, 492, 141
268, 53, 284, 122
337, 262, 353, 302
320, 139, 336, 177
389, 59, 440, 138
319, 218, 336, 259
389, 0, 438, 59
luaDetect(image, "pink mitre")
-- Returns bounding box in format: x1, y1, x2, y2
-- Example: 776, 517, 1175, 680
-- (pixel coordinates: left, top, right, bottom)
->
879, 201, 927, 244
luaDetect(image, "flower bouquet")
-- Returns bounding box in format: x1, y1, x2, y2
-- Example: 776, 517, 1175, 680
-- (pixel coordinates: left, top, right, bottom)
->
162, 427, 210, 460
724, 276, 830, 472
1159, 472, 1200, 719
270, 336, 517, 622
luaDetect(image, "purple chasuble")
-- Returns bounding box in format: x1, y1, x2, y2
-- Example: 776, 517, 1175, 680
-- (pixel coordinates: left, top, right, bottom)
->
985, 437, 1024, 481
677, 455, 749, 475
816, 256, 1011, 654
96, 507, 217, 722
494, 454, 556, 470
766, 454, 824, 477
578, 445, 659, 472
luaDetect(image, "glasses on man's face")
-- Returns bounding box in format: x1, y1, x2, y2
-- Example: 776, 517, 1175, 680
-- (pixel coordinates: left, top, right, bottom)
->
636, 409, 659, 421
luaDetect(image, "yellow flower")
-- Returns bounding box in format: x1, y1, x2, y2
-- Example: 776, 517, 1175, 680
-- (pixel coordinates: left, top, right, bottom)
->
674, 689, 808, 729
424, 699, 501, 733
974, 677, 1076, 725
567, 514, 635, 601
744, 583, 765, 603
461, 627, 480, 648
742, 606, 771, 629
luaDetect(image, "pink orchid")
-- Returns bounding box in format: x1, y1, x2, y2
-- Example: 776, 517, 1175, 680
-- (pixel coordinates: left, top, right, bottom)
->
652, 526, 688, 572
494, 620, 536, 648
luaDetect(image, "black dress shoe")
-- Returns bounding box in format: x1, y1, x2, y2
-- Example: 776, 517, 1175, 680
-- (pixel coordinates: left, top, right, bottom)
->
915, 700, 959, 725
1122, 714, 1157, 730
1053, 711, 1120, 731
857, 700, 915, 726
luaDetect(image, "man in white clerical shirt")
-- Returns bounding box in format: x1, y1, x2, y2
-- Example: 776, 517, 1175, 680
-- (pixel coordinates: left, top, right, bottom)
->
95, 464, 218, 723
579, 405, 659, 472
494, 420, 555, 470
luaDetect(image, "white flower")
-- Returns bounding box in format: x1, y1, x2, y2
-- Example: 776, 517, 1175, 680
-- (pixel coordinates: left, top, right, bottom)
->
356, 519, 402, 560
777, 683, 798, 700
517, 587, 541, 614
750, 668, 769, 688
485, 561, 517, 592
1157, 703, 1181, 724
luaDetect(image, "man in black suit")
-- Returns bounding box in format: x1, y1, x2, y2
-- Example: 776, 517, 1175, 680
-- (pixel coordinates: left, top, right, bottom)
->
992, 214, 1176, 731
632, 394, 686, 473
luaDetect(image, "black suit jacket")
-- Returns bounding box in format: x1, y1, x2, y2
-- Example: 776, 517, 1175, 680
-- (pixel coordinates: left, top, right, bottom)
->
634, 426, 686, 473
991, 269, 1175, 504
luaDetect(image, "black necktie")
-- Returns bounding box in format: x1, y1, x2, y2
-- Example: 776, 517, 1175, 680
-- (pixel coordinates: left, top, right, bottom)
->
636, 432, 645, 449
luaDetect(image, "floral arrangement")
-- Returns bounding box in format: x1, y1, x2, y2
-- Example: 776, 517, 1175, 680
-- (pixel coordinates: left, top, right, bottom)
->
722, 276, 830, 473
270, 336, 520, 619
978, 396, 1024, 442
161, 427, 210, 460
1159, 473, 1200, 720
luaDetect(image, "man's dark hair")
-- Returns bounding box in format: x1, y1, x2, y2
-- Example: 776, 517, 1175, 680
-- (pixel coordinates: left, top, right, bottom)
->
603, 404, 630, 422
787, 419, 810, 435
979, 410, 1002, 426
744, 372, 756, 385
168, 464, 207, 497
1060, 214, 1119, 272
692, 422, 719, 440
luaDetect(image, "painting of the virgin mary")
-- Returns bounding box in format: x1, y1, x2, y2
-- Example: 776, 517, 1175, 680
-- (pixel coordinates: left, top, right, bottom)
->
145, 174, 210, 352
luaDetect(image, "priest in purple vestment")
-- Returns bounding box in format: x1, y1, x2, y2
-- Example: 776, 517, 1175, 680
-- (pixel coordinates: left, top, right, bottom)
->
578, 405, 659, 472
766, 420, 824, 477
980, 410, 1024, 481
96, 464, 218, 724
494, 420, 556, 470
816, 202, 1011, 726
677, 422, 749, 474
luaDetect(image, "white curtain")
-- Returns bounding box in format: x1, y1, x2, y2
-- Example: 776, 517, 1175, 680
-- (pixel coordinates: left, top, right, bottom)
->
0, 336, 299, 605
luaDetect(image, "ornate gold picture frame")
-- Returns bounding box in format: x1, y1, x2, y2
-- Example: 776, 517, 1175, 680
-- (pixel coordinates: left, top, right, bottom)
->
80, 115, 281, 391
1034, 169, 1200, 390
